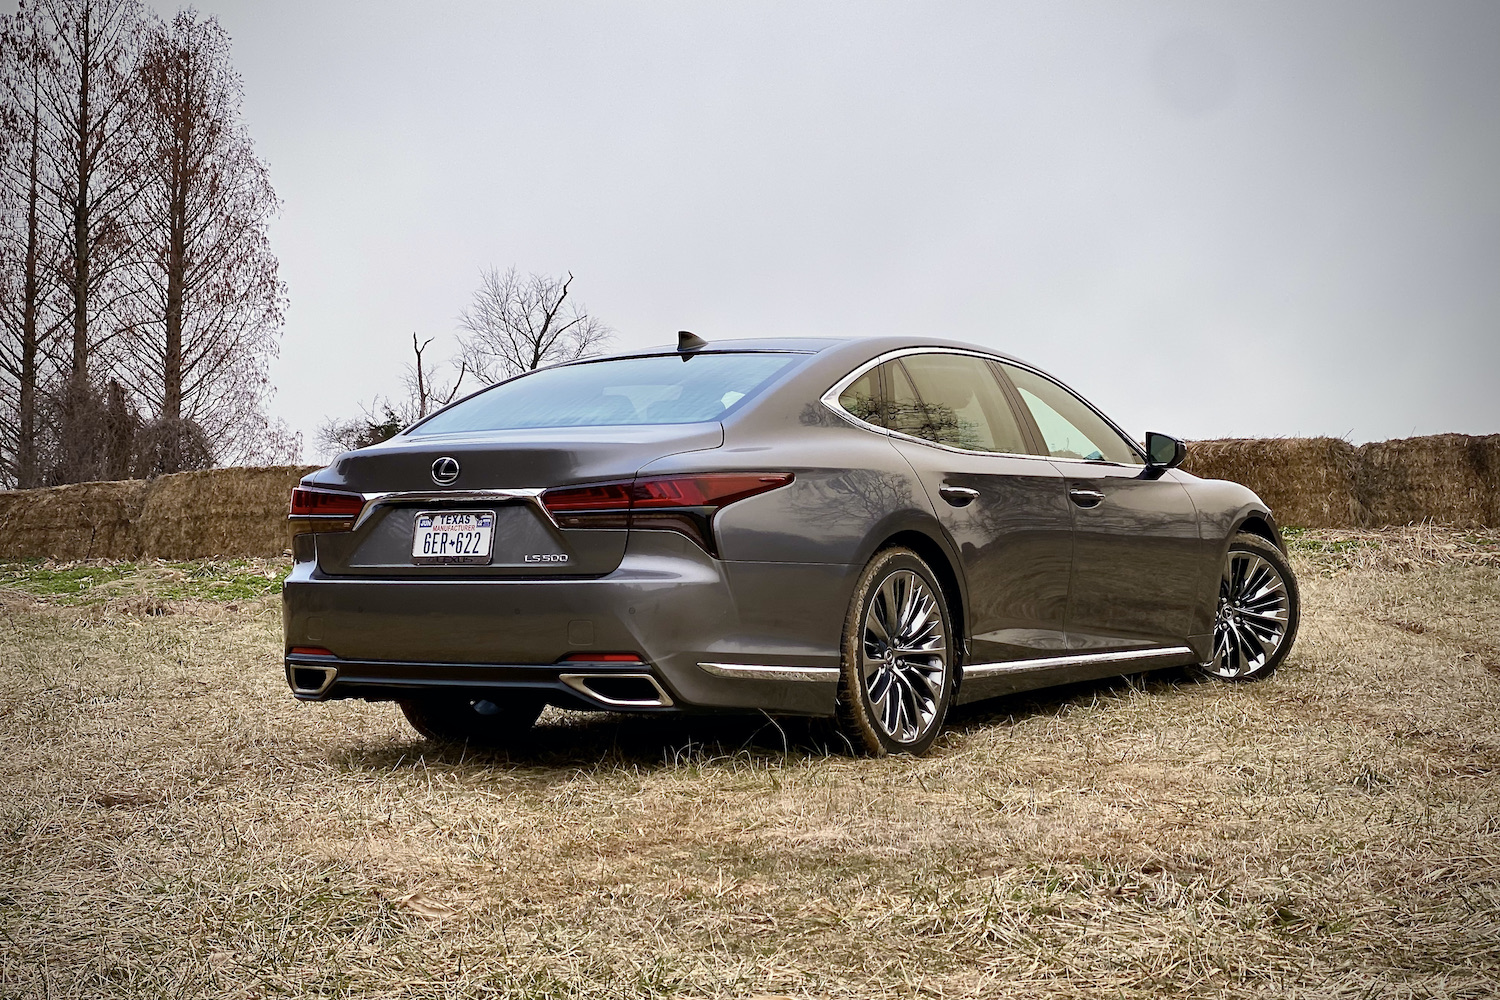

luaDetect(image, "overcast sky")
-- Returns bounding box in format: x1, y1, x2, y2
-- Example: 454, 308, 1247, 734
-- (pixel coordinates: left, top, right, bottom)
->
133, 1, 1500, 454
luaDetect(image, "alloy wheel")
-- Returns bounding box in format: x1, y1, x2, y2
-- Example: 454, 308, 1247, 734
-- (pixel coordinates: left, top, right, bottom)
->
860, 569, 949, 743
1205, 550, 1291, 678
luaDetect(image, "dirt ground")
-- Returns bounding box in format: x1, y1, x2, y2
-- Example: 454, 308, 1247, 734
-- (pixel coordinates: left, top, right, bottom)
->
1, 528, 1497, 999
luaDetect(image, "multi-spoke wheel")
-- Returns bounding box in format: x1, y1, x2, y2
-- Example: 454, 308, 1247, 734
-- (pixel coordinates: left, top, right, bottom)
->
1198, 532, 1300, 681
837, 547, 955, 755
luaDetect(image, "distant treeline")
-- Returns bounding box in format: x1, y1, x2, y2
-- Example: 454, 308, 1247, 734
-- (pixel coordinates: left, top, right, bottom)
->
0, 0, 292, 491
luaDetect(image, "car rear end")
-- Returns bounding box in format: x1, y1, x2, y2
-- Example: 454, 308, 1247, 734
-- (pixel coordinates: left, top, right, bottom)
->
282, 348, 850, 717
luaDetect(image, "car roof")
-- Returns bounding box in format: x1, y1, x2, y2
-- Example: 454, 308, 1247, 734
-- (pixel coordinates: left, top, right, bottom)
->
608, 334, 1034, 369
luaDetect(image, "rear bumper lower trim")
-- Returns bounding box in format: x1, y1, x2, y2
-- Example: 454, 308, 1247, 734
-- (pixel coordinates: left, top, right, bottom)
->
697, 661, 841, 683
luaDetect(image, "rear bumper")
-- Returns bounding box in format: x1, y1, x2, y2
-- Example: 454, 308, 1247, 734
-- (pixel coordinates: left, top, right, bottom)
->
282, 531, 854, 716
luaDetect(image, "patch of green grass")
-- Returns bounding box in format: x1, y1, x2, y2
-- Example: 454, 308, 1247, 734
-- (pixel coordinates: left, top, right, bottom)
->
0, 559, 288, 604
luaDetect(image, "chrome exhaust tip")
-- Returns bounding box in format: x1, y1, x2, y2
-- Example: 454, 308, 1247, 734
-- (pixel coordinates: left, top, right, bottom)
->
287, 663, 338, 697
558, 672, 674, 708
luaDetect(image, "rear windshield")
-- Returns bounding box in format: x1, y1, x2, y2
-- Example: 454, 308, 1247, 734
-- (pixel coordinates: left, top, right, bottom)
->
410, 352, 803, 435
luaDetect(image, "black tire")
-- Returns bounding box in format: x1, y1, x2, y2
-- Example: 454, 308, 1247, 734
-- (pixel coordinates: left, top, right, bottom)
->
1197, 532, 1300, 682
398, 693, 545, 747
835, 547, 956, 756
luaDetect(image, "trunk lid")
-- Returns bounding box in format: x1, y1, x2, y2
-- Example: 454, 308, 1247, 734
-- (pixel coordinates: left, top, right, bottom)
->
304, 424, 723, 578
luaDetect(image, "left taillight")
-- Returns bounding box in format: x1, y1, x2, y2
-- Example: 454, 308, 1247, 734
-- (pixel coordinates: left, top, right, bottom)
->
288, 485, 363, 533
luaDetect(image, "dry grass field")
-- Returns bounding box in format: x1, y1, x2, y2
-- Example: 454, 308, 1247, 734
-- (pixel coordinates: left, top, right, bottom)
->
1, 528, 1498, 999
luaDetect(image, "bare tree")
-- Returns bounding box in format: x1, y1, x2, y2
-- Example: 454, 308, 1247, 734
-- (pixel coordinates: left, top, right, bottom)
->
114, 8, 284, 473
34, 0, 147, 484
315, 333, 466, 460
0, 7, 64, 488
404, 331, 465, 420
458, 266, 611, 383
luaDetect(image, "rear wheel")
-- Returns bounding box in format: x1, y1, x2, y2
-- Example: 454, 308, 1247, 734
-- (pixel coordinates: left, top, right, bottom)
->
1198, 532, 1300, 681
836, 547, 955, 756
398, 694, 544, 747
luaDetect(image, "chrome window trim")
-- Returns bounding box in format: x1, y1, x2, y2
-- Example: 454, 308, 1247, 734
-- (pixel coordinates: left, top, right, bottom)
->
820, 346, 1146, 467
963, 645, 1194, 677
698, 661, 841, 682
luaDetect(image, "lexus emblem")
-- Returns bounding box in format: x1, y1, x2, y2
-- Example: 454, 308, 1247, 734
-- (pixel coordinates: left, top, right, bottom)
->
430, 456, 461, 486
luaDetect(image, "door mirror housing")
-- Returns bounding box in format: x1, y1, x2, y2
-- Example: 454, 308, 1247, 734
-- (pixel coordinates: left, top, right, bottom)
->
1145, 431, 1187, 470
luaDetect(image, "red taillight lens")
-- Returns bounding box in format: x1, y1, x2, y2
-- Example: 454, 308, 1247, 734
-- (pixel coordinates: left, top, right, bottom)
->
289, 486, 364, 518
541, 472, 794, 556
630, 473, 794, 509
540, 481, 634, 514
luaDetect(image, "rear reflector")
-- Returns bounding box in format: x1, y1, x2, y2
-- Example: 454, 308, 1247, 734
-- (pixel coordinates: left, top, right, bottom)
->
560, 652, 644, 663
289, 486, 364, 518
289, 646, 334, 657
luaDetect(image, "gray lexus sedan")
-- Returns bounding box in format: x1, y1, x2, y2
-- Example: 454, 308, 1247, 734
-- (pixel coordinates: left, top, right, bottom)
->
284, 334, 1299, 755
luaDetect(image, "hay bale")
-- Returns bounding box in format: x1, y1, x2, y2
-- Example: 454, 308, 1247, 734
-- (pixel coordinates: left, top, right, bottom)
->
0, 479, 149, 559
1355, 434, 1500, 528
134, 465, 320, 559
1181, 437, 1362, 528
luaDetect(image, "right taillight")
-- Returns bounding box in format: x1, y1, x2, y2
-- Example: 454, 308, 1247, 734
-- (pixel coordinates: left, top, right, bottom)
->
541, 472, 793, 555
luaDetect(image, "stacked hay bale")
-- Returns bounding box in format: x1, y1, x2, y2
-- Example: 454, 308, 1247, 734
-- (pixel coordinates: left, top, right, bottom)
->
0, 479, 151, 559
1181, 437, 1363, 528
1356, 434, 1500, 528
134, 466, 320, 559
0, 465, 316, 560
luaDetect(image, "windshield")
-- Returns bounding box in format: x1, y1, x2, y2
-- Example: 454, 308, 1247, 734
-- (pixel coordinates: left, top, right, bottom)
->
410, 352, 804, 435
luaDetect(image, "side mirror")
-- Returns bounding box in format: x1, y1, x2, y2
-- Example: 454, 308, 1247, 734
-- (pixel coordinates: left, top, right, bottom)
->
1145, 431, 1187, 470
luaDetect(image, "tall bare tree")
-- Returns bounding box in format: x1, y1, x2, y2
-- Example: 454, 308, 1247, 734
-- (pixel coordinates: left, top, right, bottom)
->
34, 0, 145, 484
0, 7, 63, 488
458, 266, 611, 383
116, 8, 284, 473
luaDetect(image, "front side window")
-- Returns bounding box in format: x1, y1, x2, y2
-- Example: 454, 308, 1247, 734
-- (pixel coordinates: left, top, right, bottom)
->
411, 353, 802, 435
1000, 362, 1140, 464
884, 353, 1029, 454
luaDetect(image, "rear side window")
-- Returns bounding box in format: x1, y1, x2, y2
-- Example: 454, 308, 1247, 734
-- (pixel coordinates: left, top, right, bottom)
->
411, 353, 802, 435
887, 353, 1029, 454
1000, 362, 1140, 464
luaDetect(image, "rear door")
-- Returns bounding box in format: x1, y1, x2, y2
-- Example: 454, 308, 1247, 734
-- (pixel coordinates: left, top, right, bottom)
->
871, 352, 1075, 664
998, 362, 1202, 651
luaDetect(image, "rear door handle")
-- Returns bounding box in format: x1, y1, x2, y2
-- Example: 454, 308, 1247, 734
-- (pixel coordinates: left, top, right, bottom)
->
939, 485, 979, 508
1069, 488, 1105, 508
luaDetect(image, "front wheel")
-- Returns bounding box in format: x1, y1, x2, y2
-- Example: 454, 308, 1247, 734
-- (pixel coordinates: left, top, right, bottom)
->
1198, 532, 1300, 681
398, 694, 545, 747
836, 547, 956, 756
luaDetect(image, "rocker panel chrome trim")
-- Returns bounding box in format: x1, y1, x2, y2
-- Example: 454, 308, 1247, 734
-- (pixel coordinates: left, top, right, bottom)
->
963, 645, 1196, 677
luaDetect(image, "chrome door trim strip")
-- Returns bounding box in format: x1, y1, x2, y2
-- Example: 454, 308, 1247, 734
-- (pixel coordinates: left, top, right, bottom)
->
698, 662, 842, 682
963, 646, 1195, 677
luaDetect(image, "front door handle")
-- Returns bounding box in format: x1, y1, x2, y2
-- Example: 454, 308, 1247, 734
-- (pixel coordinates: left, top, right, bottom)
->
1069, 488, 1105, 509
939, 485, 979, 508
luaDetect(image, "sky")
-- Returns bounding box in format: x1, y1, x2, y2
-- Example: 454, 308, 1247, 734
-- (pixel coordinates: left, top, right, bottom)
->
130, 1, 1500, 455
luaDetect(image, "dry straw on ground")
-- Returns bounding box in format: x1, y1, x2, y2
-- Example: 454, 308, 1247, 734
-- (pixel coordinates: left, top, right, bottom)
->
1, 527, 1498, 998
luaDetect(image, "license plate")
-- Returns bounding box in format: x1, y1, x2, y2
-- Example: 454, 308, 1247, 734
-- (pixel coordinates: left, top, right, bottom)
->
412, 510, 495, 565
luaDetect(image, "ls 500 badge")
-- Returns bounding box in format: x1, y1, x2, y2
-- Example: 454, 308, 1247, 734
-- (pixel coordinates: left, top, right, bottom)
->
525, 553, 569, 563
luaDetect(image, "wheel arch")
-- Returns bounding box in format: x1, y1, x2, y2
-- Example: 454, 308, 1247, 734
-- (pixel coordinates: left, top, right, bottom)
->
872, 528, 969, 694
1232, 508, 1286, 552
